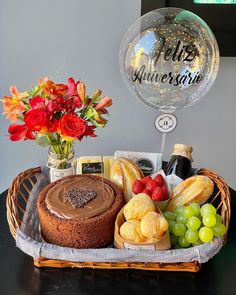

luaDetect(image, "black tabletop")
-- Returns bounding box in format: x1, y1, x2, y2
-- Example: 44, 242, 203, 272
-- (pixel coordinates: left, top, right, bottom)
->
0, 188, 235, 295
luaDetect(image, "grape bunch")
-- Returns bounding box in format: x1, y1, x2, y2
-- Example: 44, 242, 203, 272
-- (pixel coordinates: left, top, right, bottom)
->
164, 203, 227, 248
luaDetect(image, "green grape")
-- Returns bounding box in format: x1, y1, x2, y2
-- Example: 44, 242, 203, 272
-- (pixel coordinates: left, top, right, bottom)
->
176, 215, 188, 225
183, 206, 195, 218
192, 239, 203, 246
212, 223, 227, 237
168, 221, 176, 234
203, 214, 216, 227
199, 227, 214, 243
175, 206, 184, 215
170, 234, 179, 246
164, 211, 176, 221
178, 236, 191, 248
173, 223, 186, 237
200, 203, 216, 216
185, 229, 199, 243
189, 203, 200, 216
215, 214, 222, 224
186, 216, 201, 230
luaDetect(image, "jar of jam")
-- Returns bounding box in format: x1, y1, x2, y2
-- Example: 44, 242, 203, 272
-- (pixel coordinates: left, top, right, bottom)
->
165, 144, 193, 180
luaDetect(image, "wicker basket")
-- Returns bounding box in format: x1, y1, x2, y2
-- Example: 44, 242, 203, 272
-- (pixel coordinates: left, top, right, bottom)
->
6, 167, 231, 272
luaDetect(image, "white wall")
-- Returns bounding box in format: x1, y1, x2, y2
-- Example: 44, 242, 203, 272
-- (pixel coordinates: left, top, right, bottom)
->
0, 0, 235, 192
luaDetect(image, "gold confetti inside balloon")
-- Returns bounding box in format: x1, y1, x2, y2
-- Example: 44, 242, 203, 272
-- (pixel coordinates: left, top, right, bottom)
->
119, 7, 219, 112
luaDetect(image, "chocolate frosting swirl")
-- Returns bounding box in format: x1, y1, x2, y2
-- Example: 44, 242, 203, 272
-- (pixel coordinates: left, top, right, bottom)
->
45, 176, 115, 220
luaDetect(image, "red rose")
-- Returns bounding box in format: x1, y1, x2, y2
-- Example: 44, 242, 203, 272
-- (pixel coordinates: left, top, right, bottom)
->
58, 113, 86, 140
24, 109, 50, 133
8, 124, 35, 141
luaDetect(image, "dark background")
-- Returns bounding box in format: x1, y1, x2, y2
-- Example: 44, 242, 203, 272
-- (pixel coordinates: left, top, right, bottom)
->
141, 0, 236, 56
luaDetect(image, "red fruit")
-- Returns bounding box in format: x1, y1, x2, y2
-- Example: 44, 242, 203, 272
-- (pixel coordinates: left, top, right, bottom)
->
154, 174, 165, 187
145, 179, 157, 192
162, 185, 169, 200
151, 187, 163, 202
143, 188, 152, 197
140, 176, 152, 184
132, 180, 145, 195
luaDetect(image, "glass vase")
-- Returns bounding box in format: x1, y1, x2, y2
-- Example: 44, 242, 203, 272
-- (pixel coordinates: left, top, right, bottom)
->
47, 146, 76, 182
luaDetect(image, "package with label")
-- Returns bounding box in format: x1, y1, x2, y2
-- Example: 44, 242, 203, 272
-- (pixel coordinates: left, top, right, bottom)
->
77, 156, 114, 179
114, 151, 162, 176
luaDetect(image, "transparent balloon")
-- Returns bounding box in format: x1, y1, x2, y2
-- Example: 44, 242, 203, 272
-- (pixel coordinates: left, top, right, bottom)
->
119, 8, 220, 113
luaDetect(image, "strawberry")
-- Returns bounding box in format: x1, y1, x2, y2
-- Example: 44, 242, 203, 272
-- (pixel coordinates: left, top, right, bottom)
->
132, 180, 145, 195
151, 187, 163, 202
145, 179, 157, 192
140, 176, 152, 184
154, 174, 165, 187
143, 188, 152, 197
161, 185, 169, 200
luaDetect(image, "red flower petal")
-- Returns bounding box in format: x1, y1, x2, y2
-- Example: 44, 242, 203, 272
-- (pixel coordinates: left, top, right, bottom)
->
67, 77, 80, 97
47, 100, 63, 113
29, 96, 46, 109
8, 124, 34, 141
83, 125, 97, 138
74, 96, 82, 108
24, 109, 50, 133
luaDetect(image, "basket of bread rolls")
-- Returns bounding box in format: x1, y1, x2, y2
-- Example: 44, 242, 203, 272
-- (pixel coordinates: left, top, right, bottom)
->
114, 193, 171, 250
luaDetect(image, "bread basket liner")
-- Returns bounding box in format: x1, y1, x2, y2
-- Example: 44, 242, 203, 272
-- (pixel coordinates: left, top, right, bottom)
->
16, 167, 224, 264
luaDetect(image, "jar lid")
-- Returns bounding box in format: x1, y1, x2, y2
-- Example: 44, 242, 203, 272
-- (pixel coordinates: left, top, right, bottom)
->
172, 144, 193, 162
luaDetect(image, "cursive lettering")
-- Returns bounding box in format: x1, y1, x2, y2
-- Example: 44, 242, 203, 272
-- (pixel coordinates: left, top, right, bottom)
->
154, 38, 197, 63
82, 163, 103, 174
132, 65, 203, 87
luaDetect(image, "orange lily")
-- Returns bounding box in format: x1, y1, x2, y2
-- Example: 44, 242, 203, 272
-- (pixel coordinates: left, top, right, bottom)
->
38, 77, 49, 87
77, 81, 86, 103
91, 89, 102, 100
1, 86, 28, 122
95, 96, 112, 111
43, 80, 68, 98
92, 109, 107, 127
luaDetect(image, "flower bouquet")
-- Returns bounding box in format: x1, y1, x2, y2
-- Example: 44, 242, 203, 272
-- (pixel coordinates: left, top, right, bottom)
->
1, 77, 112, 181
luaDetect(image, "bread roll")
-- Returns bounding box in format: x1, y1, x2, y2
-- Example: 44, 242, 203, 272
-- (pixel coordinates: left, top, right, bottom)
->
110, 157, 143, 202
123, 193, 155, 220
166, 175, 214, 211
140, 211, 168, 241
120, 220, 146, 242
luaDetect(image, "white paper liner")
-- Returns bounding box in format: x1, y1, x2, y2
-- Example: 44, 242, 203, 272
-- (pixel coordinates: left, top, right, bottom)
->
16, 167, 224, 264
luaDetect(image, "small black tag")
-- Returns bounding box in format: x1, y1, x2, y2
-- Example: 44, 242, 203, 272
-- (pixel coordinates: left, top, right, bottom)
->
82, 162, 104, 174
135, 158, 154, 176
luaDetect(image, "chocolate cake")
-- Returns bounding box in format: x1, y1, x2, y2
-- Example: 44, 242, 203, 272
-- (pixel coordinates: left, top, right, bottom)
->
37, 175, 124, 248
